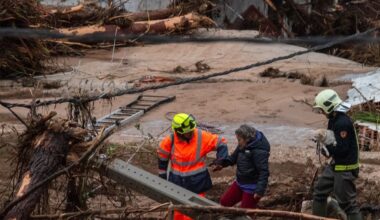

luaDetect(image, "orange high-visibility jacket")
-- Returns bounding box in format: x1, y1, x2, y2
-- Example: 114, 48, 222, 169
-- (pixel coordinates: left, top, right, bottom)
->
157, 128, 228, 193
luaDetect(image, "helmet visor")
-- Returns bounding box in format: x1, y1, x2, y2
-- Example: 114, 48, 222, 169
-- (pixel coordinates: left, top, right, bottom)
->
174, 114, 196, 134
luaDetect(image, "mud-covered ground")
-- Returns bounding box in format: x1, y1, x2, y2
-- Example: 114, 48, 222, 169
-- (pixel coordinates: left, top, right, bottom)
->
0, 30, 379, 219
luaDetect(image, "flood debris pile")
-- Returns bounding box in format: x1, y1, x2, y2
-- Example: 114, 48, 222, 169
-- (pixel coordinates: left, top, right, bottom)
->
226, 0, 380, 65
41, 1, 215, 44
45, 3, 120, 28
0, 0, 215, 79
0, 118, 333, 220
281, 0, 380, 66
2, 0, 379, 79
0, 0, 50, 79
259, 67, 329, 87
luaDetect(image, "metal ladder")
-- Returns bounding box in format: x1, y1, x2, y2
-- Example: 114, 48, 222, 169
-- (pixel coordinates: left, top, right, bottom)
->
91, 94, 175, 133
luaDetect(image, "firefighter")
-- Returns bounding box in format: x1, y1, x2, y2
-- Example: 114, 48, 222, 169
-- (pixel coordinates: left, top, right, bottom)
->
312, 89, 362, 220
157, 113, 228, 220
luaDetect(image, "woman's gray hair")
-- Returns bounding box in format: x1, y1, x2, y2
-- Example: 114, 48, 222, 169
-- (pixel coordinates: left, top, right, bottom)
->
235, 124, 256, 141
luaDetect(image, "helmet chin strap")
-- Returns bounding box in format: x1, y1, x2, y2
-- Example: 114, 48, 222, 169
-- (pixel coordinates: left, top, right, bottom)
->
327, 101, 351, 118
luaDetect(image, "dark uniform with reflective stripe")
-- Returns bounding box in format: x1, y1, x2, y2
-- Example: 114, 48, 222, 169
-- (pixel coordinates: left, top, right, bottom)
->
313, 112, 360, 216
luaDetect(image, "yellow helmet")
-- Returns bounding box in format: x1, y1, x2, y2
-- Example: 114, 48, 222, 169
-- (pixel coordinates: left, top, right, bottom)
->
172, 113, 196, 134
314, 89, 342, 114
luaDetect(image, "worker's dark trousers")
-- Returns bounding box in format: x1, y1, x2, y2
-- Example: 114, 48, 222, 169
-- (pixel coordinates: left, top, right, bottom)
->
313, 165, 360, 215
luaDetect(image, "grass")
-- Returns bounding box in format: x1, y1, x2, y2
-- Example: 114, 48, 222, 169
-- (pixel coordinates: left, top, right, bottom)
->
352, 111, 380, 124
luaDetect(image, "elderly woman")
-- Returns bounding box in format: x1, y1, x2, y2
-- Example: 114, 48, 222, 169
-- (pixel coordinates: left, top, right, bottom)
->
212, 124, 270, 208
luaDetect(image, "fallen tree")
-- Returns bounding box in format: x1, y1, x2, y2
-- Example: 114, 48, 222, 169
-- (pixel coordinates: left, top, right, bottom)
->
57, 13, 215, 39
3, 112, 90, 219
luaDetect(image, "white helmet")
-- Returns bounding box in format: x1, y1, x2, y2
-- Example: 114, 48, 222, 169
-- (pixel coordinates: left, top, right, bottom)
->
314, 89, 342, 114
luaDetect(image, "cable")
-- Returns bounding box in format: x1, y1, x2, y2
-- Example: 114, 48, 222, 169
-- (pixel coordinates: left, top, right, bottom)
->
0, 27, 378, 109
0, 27, 379, 45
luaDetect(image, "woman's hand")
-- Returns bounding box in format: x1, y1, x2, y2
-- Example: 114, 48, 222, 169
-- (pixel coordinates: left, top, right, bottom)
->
209, 159, 225, 172
211, 164, 223, 172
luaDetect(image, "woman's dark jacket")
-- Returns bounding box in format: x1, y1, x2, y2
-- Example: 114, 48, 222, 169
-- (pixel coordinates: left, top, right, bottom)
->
218, 131, 270, 196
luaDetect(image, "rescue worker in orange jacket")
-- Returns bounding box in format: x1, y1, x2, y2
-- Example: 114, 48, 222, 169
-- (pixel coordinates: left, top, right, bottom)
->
157, 113, 228, 194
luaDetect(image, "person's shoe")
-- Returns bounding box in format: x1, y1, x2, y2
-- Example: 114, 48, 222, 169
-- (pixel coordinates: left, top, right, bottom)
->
327, 197, 347, 220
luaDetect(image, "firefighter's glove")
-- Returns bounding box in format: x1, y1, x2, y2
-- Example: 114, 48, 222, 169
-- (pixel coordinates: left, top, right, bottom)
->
313, 129, 337, 146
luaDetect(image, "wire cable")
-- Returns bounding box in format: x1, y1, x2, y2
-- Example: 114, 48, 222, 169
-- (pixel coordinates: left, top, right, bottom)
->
0, 27, 379, 45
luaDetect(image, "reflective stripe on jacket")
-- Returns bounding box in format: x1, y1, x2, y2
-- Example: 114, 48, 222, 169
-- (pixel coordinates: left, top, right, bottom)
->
157, 128, 228, 193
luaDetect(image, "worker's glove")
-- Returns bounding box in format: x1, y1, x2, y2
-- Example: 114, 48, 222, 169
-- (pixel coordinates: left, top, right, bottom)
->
313, 129, 337, 146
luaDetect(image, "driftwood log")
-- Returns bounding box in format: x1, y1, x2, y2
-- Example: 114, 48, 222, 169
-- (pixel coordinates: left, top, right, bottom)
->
57, 13, 215, 39
4, 114, 89, 220
171, 205, 338, 220
108, 7, 180, 23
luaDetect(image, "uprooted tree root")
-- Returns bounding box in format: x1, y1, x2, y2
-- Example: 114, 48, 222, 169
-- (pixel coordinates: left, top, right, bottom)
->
0, 105, 170, 219
3, 112, 91, 219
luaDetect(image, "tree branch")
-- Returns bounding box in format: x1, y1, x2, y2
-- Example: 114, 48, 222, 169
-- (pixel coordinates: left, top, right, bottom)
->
0, 102, 28, 128
30, 203, 170, 219
172, 205, 338, 220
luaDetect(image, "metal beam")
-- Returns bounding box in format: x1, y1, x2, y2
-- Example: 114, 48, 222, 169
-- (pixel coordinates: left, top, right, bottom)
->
97, 158, 251, 220
101, 159, 219, 206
